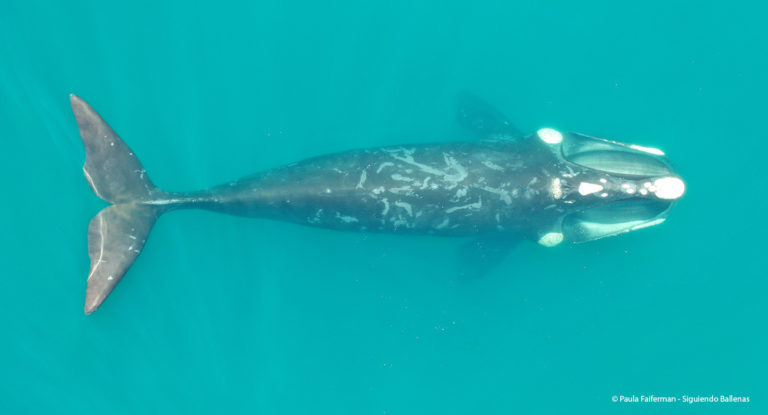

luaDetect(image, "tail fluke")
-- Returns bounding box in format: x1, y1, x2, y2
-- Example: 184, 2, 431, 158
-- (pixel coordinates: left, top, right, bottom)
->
71, 94, 163, 203
71, 94, 166, 314
84, 204, 158, 314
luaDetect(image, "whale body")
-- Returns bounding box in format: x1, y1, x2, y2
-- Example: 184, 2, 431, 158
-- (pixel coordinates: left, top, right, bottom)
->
70, 94, 685, 314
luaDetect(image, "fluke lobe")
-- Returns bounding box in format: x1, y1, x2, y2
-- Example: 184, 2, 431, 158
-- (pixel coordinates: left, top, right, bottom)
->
70, 93, 685, 314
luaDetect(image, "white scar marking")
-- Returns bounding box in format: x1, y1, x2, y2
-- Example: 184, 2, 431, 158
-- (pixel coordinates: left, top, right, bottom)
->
87, 214, 106, 281
372, 186, 385, 195
394, 201, 413, 216
380, 198, 390, 215
376, 162, 394, 173
435, 218, 450, 229
442, 154, 468, 184
308, 209, 323, 224
479, 186, 512, 204
482, 160, 504, 171
335, 212, 359, 223
385, 148, 467, 188
387, 148, 445, 176
388, 186, 413, 195
146, 199, 187, 205
82, 168, 104, 200
356, 170, 367, 189
578, 182, 604, 196
419, 177, 431, 189
391, 174, 413, 182
391, 216, 409, 228
446, 197, 482, 213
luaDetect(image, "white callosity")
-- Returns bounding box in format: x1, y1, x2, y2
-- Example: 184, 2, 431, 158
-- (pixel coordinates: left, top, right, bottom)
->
538, 232, 564, 247
537, 128, 563, 144
652, 177, 685, 200
551, 178, 563, 199
578, 182, 604, 196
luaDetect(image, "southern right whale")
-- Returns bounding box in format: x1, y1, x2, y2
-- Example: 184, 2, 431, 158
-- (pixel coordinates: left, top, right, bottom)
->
71, 93, 685, 314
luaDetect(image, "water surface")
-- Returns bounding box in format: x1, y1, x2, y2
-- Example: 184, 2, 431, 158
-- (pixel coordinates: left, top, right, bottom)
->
0, 1, 765, 413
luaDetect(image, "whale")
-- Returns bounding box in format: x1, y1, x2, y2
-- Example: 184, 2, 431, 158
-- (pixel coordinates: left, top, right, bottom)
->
70, 93, 685, 314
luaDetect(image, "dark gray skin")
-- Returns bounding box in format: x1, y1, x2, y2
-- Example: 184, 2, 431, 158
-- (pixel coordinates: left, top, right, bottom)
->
184, 140, 566, 238
71, 94, 683, 314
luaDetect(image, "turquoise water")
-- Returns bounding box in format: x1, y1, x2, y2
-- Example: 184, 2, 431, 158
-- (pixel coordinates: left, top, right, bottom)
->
1, 1, 765, 413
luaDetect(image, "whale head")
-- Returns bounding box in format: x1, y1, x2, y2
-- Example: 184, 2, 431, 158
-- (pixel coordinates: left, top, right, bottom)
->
535, 129, 685, 243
